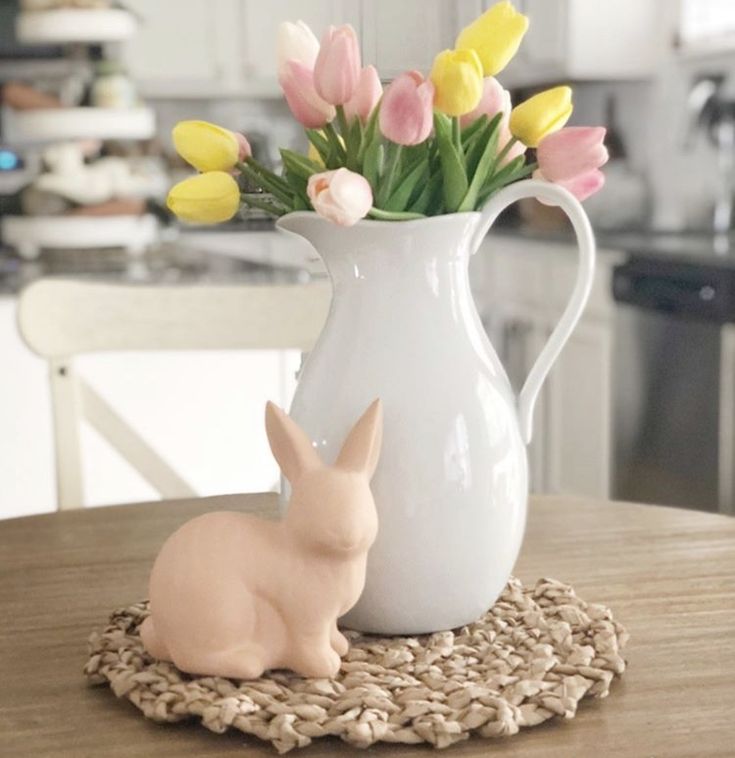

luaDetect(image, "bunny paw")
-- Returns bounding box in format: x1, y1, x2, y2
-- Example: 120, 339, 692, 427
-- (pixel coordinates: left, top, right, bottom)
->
330, 627, 349, 657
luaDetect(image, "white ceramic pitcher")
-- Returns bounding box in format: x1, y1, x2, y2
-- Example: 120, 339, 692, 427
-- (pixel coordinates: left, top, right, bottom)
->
277, 179, 595, 635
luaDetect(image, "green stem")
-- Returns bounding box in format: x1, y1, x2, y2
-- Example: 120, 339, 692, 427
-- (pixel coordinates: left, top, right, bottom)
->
377, 143, 402, 207
494, 137, 520, 168
452, 116, 461, 152
336, 104, 350, 140
368, 206, 426, 221
240, 193, 287, 217
236, 161, 293, 207
323, 121, 347, 162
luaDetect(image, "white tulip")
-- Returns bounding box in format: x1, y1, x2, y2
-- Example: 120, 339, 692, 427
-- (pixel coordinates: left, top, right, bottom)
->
277, 20, 320, 74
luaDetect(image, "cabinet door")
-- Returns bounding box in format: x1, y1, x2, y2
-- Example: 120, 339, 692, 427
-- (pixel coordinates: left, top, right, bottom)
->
123, 0, 242, 92
546, 319, 612, 499
361, 0, 459, 77
240, 0, 361, 83
501, 0, 567, 86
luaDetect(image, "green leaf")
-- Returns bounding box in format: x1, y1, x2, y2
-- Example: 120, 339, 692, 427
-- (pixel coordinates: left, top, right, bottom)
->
459, 114, 504, 212
239, 161, 294, 207
345, 117, 363, 171
363, 138, 383, 194
408, 170, 443, 214
376, 142, 403, 207
304, 129, 330, 164
461, 114, 489, 146
280, 149, 321, 180
357, 100, 381, 168
368, 207, 426, 221
464, 113, 502, 179
240, 193, 287, 216
434, 112, 468, 213
384, 159, 428, 212
477, 156, 533, 206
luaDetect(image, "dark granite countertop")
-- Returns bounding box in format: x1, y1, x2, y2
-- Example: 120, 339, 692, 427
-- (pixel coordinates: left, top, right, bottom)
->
0, 240, 311, 297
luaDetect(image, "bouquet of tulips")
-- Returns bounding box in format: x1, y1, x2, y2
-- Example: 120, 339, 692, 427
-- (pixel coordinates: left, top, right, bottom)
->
167, 1, 608, 228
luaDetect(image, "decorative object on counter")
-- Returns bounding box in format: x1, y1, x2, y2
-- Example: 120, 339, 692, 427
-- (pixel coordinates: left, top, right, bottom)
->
279, 183, 595, 634
162, 1, 599, 635
86, 577, 628, 753
165, 1, 608, 227
90, 60, 137, 109
140, 400, 383, 680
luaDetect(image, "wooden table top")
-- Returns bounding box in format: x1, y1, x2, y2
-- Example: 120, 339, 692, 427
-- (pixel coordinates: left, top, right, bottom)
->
1, 494, 734, 757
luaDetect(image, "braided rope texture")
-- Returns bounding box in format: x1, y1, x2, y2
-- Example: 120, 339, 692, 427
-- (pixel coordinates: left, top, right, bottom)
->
85, 577, 628, 753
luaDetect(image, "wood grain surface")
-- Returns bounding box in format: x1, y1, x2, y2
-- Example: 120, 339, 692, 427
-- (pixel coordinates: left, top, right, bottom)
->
1, 494, 734, 757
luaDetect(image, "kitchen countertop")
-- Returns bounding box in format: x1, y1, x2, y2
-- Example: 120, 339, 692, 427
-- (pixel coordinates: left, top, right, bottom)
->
0, 235, 319, 297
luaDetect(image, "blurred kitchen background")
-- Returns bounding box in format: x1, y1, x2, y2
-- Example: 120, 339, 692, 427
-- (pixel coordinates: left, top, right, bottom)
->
1, 0, 734, 519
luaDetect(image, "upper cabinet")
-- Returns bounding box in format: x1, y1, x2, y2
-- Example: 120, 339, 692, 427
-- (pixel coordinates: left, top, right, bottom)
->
500, 0, 664, 87
678, 0, 735, 56
122, 0, 664, 97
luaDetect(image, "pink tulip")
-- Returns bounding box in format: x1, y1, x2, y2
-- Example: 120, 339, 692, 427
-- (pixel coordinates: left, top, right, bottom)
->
379, 71, 435, 146
533, 167, 606, 202
307, 168, 373, 226
314, 25, 361, 105
459, 77, 525, 167
233, 132, 251, 161
460, 76, 508, 128
344, 65, 383, 123
279, 61, 336, 129
537, 127, 608, 183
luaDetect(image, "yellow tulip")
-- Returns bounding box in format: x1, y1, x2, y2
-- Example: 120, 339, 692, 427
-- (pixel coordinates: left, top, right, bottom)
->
509, 86, 573, 148
430, 49, 483, 117
167, 171, 241, 224
456, 1, 529, 77
172, 120, 240, 172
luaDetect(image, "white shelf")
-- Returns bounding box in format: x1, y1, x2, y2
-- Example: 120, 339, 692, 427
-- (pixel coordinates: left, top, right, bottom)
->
1, 215, 158, 259
3, 107, 156, 145
15, 9, 138, 45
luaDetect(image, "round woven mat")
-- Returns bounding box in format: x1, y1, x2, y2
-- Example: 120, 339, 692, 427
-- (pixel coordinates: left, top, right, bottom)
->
85, 577, 628, 753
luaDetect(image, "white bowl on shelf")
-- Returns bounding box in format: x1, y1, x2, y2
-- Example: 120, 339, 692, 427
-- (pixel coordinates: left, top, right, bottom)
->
3, 107, 156, 145
1, 214, 158, 259
15, 8, 138, 44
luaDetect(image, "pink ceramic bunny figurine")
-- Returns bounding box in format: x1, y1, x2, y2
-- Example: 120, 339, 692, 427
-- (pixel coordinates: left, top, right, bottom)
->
140, 399, 382, 680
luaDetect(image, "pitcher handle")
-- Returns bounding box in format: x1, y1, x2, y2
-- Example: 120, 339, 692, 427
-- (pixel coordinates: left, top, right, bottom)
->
471, 179, 596, 445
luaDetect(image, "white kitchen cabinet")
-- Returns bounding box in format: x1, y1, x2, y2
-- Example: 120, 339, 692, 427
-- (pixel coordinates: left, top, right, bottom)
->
240, 0, 361, 84
122, 0, 244, 96
545, 319, 612, 497
498, 0, 663, 86
0, 295, 301, 518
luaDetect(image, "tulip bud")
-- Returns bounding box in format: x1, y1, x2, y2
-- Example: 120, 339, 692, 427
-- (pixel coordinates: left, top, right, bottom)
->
172, 120, 240, 173
460, 77, 509, 128
307, 168, 373, 226
344, 65, 383, 123
379, 71, 435, 146
509, 86, 573, 148
167, 171, 241, 224
430, 49, 483, 117
276, 20, 320, 74
279, 60, 336, 129
313, 24, 361, 105
233, 132, 252, 162
456, 1, 529, 77
536, 126, 608, 182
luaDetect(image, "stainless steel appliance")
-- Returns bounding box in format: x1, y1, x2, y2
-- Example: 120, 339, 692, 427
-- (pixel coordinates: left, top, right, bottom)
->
612, 253, 735, 512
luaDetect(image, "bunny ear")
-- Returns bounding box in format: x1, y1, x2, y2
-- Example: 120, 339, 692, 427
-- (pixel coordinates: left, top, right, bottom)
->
335, 399, 383, 478
265, 402, 322, 483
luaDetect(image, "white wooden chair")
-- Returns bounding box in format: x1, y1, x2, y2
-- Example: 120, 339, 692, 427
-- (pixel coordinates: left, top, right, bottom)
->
17, 279, 331, 511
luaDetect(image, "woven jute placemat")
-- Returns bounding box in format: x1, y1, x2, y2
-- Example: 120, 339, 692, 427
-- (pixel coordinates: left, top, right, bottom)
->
85, 577, 628, 753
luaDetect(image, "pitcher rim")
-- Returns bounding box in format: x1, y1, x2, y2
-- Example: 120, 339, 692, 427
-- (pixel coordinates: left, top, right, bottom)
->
276, 210, 482, 233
